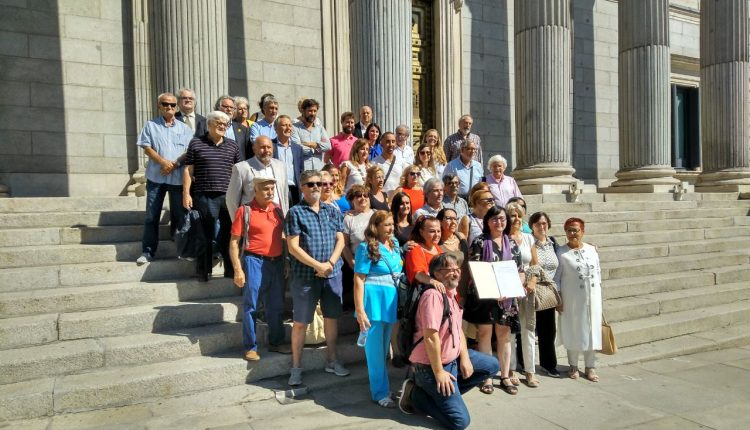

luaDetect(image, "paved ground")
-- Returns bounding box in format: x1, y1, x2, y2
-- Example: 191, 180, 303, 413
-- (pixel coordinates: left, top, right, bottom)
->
9, 345, 750, 430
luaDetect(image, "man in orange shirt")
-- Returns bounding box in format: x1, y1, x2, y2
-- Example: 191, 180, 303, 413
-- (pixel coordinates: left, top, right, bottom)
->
229, 176, 291, 361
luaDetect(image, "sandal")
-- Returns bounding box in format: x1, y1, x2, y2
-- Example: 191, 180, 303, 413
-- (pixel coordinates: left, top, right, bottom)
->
509, 371, 521, 386
377, 396, 397, 408
568, 366, 579, 380
524, 372, 540, 388
585, 367, 599, 382
479, 381, 494, 395
499, 377, 518, 395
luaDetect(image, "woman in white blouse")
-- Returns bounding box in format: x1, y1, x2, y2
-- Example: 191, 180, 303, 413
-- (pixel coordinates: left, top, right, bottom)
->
340, 138, 370, 192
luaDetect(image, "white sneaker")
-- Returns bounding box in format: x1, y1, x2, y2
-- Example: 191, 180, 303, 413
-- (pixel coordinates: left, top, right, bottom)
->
288, 367, 303, 386
136, 252, 152, 265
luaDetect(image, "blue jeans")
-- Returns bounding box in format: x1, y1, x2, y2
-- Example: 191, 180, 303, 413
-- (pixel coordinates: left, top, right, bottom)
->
242, 255, 286, 350
411, 349, 499, 430
192, 191, 232, 276
142, 180, 184, 255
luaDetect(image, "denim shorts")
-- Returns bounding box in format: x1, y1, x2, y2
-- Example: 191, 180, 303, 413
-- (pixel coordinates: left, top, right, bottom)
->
290, 272, 343, 324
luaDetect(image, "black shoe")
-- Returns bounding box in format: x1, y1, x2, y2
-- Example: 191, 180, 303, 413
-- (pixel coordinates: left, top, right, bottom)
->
197, 272, 209, 282
391, 356, 406, 369
542, 366, 561, 378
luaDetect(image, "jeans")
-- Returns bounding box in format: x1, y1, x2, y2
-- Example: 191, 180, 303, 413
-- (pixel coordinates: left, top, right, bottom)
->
242, 255, 286, 350
411, 349, 499, 430
142, 180, 184, 255
192, 191, 232, 276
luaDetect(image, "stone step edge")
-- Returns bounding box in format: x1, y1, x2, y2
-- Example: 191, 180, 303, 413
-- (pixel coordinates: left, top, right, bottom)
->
605, 280, 750, 309
603, 248, 750, 270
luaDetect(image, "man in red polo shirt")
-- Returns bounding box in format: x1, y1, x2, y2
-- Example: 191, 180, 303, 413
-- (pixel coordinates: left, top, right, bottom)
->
229, 176, 291, 361
325, 111, 358, 167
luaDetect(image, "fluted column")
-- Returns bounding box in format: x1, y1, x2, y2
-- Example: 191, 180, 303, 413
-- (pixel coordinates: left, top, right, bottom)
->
610, 0, 677, 191
435, 0, 463, 140
322, 0, 352, 133
350, 0, 412, 134
151, 0, 228, 116
696, 0, 750, 191
513, 0, 576, 193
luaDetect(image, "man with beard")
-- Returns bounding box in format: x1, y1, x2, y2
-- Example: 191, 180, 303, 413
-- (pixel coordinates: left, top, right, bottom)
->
226, 135, 290, 220
292, 99, 330, 170
285, 170, 349, 386
326, 111, 358, 167
443, 115, 483, 166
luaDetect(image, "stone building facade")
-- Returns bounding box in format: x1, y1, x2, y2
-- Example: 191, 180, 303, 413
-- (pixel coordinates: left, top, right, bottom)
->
0, 0, 747, 196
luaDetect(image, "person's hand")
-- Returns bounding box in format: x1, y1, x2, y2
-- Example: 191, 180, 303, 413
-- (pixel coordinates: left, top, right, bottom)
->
435, 369, 457, 396
160, 159, 176, 172
160, 162, 175, 176
518, 272, 526, 285
429, 278, 446, 294
525, 279, 536, 294
356, 310, 371, 332
403, 240, 417, 252
315, 261, 333, 277
556, 302, 564, 313
233, 270, 245, 288
459, 356, 474, 379
182, 194, 193, 210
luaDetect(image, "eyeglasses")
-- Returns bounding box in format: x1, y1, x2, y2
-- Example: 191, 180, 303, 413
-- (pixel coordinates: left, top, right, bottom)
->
447, 181, 460, 186
409, 171, 421, 177
303, 181, 323, 188
437, 268, 460, 274
352, 192, 366, 199
419, 151, 431, 155
442, 216, 458, 222
479, 198, 494, 204
220, 104, 236, 110
490, 217, 507, 224
213, 122, 228, 129
160, 102, 177, 108
237, 107, 248, 112
320, 182, 333, 187
565, 228, 581, 234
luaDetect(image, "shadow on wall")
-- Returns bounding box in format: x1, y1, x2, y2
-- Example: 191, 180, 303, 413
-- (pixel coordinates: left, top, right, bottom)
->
121, 2, 139, 192
572, 0, 599, 182
0, 2, 67, 196
227, 0, 249, 98
465, 0, 513, 171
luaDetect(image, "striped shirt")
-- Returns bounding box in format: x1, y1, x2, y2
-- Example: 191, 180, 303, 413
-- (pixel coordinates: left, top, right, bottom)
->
183, 135, 240, 193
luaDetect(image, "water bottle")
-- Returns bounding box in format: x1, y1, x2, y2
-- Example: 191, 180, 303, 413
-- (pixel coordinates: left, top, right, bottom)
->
356, 329, 368, 347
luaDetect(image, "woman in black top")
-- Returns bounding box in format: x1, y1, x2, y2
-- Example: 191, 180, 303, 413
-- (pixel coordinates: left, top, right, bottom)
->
390, 191, 413, 246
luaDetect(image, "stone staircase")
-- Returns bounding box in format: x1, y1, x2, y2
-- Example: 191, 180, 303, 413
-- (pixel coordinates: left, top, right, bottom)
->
0, 197, 362, 421
0, 193, 749, 422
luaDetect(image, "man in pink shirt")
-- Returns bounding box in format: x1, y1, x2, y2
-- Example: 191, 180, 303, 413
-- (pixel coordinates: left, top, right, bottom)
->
399, 253, 499, 430
326, 111, 358, 167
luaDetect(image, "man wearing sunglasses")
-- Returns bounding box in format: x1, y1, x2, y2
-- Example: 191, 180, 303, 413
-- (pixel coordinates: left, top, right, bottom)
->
285, 170, 349, 386
136, 92, 194, 265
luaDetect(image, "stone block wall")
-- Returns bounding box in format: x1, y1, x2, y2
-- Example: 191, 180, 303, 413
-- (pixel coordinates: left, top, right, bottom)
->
0, 0, 134, 196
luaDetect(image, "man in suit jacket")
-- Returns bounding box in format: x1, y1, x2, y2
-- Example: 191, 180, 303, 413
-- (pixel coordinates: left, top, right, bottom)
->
226, 135, 290, 221
215, 95, 252, 160
176, 88, 208, 137
272, 115, 304, 207
353, 105, 372, 138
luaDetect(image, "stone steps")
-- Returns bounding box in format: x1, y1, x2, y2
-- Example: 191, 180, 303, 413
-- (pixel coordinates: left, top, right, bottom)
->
0, 196, 144, 213
596, 236, 750, 262
613, 299, 750, 348
550, 206, 749, 223
601, 250, 750, 280
0, 336, 364, 420
0, 241, 177, 269
0, 225, 170, 248
602, 269, 716, 300
0, 278, 238, 318
606, 281, 750, 323
0, 211, 161, 229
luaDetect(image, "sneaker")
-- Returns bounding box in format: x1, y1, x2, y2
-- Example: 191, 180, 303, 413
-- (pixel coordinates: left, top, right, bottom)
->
324, 360, 350, 377
398, 378, 415, 415
136, 252, 152, 265
542, 366, 561, 378
243, 350, 260, 361
288, 367, 303, 386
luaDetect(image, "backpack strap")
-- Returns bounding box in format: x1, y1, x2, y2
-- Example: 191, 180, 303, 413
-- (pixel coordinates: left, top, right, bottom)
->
413, 288, 453, 349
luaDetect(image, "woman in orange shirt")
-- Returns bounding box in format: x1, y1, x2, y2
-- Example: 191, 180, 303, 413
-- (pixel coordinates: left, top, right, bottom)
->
395, 165, 424, 216
404, 215, 444, 290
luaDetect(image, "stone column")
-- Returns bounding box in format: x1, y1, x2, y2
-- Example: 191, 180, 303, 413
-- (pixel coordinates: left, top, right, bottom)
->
349, 0, 413, 134
609, 0, 677, 192
151, 0, 229, 116
322, 0, 352, 132
513, 0, 576, 193
696, 0, 750, 192
435, 0, 463, 140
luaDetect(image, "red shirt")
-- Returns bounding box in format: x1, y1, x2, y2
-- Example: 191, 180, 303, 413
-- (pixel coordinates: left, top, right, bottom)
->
230, 201, 284, 257
402, 187, 424, 216
404, 244, 442, 284
328, 133, 358, 167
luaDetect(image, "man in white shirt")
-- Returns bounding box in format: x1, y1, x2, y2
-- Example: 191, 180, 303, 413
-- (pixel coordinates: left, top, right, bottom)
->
394, 124, 415, 165
354, 105, 372, 138
175, 88, 207, 137
372, 132, 405, 196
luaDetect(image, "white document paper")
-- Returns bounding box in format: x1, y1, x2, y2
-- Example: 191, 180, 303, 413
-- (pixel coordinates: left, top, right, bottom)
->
468, 260, 526, 300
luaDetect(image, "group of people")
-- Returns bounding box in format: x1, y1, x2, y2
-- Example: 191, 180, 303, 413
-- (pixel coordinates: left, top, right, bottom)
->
136, 89, 604, 430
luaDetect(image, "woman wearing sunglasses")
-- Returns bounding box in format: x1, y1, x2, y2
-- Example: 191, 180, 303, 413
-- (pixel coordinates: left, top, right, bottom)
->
341, 184, 374, 310
395, 165, 424, 216
459, 189, 496, 244
413, 142, 437, 185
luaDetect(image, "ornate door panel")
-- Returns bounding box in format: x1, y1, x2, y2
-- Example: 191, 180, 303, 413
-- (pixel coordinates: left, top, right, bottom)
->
412, 1, 434, 144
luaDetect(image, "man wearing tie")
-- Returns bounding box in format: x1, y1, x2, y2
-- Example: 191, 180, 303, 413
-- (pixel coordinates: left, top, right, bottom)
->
175, 88, 207, 137
214, 95, 252, 160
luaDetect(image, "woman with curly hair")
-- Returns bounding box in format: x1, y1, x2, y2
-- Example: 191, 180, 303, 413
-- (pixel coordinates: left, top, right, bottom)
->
321, 163, 349, 212
353, 210, 402, 408
421, 128, 447, 178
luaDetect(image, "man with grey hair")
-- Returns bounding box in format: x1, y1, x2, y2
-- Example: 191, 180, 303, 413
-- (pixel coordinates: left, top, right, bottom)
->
273, 114, 304, 206
354, 105, 373, 138
398, 252, 499, 429
175, 88, 207, 137
394, 124, 415, 165
443, 114, 483, 165
285, 169, 348, 386
442, 173, 470, 220
136, 92, 194, 265
444, 139, 484, 200
414, 177, 445, 218
249, 95, 280, 143
215, 95, 252, 160
292, 99, 331, 170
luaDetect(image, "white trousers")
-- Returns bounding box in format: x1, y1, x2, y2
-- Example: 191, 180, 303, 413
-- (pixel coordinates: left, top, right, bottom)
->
567, 349, 596, 369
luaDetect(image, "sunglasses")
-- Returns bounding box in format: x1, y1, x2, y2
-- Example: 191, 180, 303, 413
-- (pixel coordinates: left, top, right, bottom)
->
409, 171, 422, 177
479, 198, 495, 204
419, 150, 431, 155
352, 192, 366, 199
303, 181, 323, 188
321, 182, 333, 187
160, 102, 177, 108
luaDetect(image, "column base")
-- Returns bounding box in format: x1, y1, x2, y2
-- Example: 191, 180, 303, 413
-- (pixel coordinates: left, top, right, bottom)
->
0, 184, 9, 198
128, 171, 147, 197
512, 164, 577, 193
696, 170, 750, 188
609, 166, 679, 191
600, 184, 683, 193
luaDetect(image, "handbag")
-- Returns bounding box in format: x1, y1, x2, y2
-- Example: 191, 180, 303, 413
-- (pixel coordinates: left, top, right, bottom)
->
304, 303, 326, 345
383, 255, 410, 315
599, 313, 617, 355
526, 265, 561, 311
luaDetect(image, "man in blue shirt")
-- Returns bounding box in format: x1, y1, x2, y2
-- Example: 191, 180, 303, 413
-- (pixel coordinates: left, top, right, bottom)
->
285, 170, 349, 386
443, 140, 484, 200
136, 92, 193, 265
249, 96, 279, 143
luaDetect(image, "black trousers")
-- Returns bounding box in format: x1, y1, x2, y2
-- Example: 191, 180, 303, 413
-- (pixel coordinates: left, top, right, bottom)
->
193, 191, 233, 277
288, 185, 300, 207
536, 307, 558, 370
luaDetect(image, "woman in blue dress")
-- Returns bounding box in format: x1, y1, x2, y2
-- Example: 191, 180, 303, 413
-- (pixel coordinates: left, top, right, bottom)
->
353, 210, 402, 408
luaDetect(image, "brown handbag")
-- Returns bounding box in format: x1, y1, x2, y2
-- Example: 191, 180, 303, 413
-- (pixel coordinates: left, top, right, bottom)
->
527, 266, 561, 311
599, 313, 617, 355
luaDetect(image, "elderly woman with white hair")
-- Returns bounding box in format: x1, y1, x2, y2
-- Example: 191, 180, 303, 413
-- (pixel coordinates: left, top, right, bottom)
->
486, 154, 523, 207
234, 96, 253, 128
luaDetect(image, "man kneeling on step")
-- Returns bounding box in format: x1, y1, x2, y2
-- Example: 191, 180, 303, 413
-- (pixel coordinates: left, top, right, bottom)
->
229, 176, 291, 361
399, 252, 499, 430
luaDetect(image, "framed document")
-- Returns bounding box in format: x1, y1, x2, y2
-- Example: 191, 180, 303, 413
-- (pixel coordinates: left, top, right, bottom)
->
468, 260, 526, 299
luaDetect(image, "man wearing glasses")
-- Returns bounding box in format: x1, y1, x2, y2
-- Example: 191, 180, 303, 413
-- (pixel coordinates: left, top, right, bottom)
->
136, 92, 194, 265
175, 88, 207, 137
443, 140, 484, 200
214, 95, 252, 160
442, 173, 470, 221
285, 170, 349, 386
